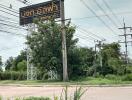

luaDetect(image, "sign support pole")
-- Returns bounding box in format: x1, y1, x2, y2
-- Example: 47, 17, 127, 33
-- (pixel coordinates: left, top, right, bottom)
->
60, 0, 68, 81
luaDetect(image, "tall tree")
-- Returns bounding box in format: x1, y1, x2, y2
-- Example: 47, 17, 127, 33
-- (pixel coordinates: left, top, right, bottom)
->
26, 20, 78, 78
5, 57, 14, 70
0, 56, 2, 71
5, 50, 27, 71
100, 42, 124, 75
68, 47, 95, 78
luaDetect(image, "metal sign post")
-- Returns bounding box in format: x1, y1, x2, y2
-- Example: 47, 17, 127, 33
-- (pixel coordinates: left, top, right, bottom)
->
20, 0, 68, 81
27, 24, 37, 80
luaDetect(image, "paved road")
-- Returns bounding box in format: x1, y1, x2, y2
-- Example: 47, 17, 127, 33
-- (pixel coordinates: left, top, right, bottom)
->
0, 86, 132, 100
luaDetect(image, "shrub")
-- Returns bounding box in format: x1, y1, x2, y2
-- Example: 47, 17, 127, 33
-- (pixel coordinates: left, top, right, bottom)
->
74, 87, 87, 100
122, 74, 132, 81
0, 96, 2, 100
0, 71, 26, 80
23, 97, 51, 100
126, 66, 132, 74
105, 74, 117, 80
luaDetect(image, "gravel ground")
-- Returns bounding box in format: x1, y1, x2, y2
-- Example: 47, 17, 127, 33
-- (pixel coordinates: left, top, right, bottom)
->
0, 86, 132, 100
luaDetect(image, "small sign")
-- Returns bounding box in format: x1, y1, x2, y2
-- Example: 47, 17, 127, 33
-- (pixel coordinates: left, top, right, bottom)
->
19, 0, 60, 25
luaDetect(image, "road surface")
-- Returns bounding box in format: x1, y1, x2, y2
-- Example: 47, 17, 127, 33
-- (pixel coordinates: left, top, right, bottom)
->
0, 86, 132, 100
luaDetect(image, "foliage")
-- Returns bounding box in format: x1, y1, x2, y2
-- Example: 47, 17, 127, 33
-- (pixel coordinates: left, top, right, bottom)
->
54, 86, 86, 100
26, 20, 78, 79
5, 50, 27, 71
68, 47, 95, 78
126, 65, 132, 74
98, 42, 124, 75
22, 97, 51, 100
0, 86, 86, 100
105, 74, 118, 80
73, 87, 87, 100
17, 60, 27, 71
0, 71, 26, 80
0, 56, 2, 72
122, 74, 132, 81
5, 57, 14, 70
0, 96, 2, 100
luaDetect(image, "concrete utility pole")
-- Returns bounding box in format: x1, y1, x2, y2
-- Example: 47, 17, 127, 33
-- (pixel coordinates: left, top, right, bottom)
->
93, 43, 97, 75
60, 0, 68, 81
95, 40, 105, 67
118, 20, 132, 64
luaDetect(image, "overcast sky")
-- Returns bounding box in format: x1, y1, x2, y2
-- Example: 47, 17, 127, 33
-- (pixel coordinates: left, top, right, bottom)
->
0, 0, 132, 62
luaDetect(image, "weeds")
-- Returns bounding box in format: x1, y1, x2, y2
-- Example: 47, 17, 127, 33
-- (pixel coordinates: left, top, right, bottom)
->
0, 86, 86, 100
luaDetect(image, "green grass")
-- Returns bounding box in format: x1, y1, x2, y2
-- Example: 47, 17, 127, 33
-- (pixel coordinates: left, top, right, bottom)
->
0, 77, 132, 86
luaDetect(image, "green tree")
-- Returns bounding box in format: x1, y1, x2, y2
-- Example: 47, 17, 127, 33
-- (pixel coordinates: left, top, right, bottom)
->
0, 56, 2, 71
100, 42, 123, 75
5, 57, 14, 70
5, 50, 27, 71
17, 60, 27, 71
26, 20, 78, 79
68, 47, 95, 78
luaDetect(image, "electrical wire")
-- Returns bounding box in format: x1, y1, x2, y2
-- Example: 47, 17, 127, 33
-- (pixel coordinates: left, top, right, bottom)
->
102, 0, 122, 25
80, 0, 118, 36
0, 22, 27, 30
93, 0, 119, 28
0, 44, 25, 52
0, 9, 18, 17
0, 18, 18, 25
71, 11, 132, 21
0, 4, 19, 14
93, 0, 124, 35
77, 25, 105, 40
71, 22, 105, 40
16, 0, 32, 6
0, 29, 26, 37
0, 15, 18, 22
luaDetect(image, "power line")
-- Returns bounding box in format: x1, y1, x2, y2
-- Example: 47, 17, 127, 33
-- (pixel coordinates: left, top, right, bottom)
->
77, 26, 105, 40
16, 0, 32, 5
0, 9, 18, 17
0, 4, 19, 14
93, 0, 119, 28
71, 11, 132, 21
76, 28, 98, 41
0, 29, 25, 37
80, 0, 118, 36
0, 44, 25, 52
0, 22, 27, 30
75, 34, 94, 43
71, 22, 105, 40
75, 30, 96, 41
0, 18, 18, 25
0, 15, 18, 22
93, 0, 124, 35
102, 0, 122, 25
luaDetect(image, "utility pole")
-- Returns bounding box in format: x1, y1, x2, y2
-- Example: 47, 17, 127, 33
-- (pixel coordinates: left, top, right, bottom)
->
93, 40, 105, 75
95, 40, 105, 67
98, 41, 103, 68
118, 20, 132, 64
93, 43, 97, 76
60, 0, 68, 81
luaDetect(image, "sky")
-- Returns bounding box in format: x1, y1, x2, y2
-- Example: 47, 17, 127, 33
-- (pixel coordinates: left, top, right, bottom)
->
0, 0, 132, 63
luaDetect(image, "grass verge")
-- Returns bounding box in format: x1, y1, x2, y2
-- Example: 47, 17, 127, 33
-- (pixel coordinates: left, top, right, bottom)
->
0, 76, 132, 86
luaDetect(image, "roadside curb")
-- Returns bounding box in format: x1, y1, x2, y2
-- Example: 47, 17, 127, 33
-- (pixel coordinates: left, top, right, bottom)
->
0, 84, 132, 87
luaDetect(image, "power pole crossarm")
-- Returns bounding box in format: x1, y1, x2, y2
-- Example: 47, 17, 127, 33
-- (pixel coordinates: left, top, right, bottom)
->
119, 41, 132, 43
119, 34, 132, 36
